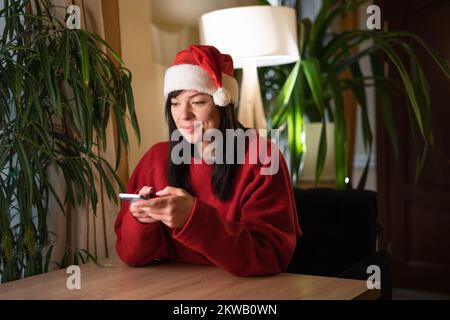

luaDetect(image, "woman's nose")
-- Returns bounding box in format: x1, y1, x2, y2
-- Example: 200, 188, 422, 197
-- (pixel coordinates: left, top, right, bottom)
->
180, 103, 194, 119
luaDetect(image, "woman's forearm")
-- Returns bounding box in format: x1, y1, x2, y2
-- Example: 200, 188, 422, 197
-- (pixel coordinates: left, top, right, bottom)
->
172, 198, 297, 276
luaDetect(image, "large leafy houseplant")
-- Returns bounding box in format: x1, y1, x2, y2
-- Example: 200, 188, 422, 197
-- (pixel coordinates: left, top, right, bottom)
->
260, 0, 450, 188
0, 0, 139, 282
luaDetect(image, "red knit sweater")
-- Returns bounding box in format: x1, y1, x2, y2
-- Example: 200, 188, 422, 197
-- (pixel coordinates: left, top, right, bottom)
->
114, 139, 302, 276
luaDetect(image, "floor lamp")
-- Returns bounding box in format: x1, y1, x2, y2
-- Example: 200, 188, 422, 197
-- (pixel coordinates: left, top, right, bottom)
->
199, 5, 299, 129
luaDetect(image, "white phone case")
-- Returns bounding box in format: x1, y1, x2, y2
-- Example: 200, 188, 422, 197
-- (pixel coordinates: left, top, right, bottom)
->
119, 193, 145, 202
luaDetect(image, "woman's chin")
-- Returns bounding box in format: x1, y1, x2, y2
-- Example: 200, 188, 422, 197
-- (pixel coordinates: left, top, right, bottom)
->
181, 133, 201, 144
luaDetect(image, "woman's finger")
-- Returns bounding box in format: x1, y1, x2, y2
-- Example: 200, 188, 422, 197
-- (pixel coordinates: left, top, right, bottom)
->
155, 186, 185, 197
147, 197, 171, 208
132, 208, 155, 217
133, 210, 171, 227
131, 204, 167, 215
130, 205, 145, 215
132, 197, 171, 210
131, 211, 147, 218
133, 211, 165, 222
137, 217, 157, 224
138, 186, 153, 197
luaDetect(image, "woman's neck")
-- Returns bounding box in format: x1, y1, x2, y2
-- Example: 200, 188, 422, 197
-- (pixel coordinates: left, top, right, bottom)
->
193, 142, 215, 162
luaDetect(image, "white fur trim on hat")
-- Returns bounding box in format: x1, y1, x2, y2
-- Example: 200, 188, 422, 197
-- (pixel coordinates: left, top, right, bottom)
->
164, 64, 239, 107
213, 87, 231, 106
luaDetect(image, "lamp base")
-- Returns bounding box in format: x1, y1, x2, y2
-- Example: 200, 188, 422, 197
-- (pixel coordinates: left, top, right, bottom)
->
238, 61, 266, 130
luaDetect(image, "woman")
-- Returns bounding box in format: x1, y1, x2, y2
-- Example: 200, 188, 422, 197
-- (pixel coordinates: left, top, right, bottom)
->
114, 45, 301, 276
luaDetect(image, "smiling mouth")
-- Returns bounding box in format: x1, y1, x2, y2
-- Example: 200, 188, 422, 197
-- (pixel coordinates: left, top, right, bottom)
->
181, 123, 203, 133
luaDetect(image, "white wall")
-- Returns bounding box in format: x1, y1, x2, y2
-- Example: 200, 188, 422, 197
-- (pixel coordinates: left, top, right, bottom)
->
118, 0, 167, 172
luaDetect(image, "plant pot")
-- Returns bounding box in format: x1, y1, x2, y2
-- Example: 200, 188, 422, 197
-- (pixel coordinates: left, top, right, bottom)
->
299, 122, 336, 182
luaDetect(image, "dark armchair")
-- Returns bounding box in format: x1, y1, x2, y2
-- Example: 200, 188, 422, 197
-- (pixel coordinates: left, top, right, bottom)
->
287, 188, 392, 299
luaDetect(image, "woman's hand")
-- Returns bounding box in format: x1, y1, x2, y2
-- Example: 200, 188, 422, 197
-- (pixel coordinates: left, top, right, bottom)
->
130, 186, 195, 228
129, 186, 157, 223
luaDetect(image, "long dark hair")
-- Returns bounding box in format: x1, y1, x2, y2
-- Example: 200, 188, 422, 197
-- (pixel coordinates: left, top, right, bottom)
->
165, 90, 246, 201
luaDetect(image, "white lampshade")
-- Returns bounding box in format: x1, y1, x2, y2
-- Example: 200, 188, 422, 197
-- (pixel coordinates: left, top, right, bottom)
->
199, 5, 299, 68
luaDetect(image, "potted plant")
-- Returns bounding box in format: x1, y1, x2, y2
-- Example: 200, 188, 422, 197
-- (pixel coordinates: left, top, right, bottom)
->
0, 0, 139, 282
259, 0, 450, 189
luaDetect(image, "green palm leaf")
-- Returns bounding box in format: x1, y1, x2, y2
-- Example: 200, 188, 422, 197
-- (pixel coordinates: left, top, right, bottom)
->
0, 0, 139, 282
260, 0, 447, 190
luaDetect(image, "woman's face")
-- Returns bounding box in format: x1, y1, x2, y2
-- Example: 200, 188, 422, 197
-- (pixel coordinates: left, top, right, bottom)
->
170, 90, 221, 144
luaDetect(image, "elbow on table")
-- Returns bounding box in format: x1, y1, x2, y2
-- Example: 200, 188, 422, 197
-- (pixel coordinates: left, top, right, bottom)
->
116, 245, 151, 267
226, 238, 295, 276
117, 252, 144, 267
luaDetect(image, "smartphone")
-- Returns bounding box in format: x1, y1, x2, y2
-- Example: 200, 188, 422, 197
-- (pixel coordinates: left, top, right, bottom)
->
119, 193, 152, 202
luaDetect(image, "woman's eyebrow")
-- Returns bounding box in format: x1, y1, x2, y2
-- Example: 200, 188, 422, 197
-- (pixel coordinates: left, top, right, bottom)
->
172, 93, 206, 101
188, 93, 207, 99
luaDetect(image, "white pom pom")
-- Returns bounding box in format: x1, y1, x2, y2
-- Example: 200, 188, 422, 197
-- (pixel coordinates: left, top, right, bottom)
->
213, 87, 231, 106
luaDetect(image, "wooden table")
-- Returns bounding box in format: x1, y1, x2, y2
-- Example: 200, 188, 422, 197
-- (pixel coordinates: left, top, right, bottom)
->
0, 256, 379, 300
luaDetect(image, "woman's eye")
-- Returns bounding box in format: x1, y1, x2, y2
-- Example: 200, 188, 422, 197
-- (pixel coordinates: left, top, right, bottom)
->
171, 102, 179, 107
192, 101, 205, 105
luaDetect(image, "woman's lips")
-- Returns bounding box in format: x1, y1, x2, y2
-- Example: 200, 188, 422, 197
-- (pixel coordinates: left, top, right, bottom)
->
182, 124, 202, 133
182, 126, 194, 133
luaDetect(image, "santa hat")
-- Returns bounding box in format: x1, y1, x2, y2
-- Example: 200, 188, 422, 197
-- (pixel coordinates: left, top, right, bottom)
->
164, 45, 239, 107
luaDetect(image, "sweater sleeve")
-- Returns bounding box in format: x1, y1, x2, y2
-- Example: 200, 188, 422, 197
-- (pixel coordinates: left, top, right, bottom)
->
172, 150, 301, 276
114, 150, 170, 267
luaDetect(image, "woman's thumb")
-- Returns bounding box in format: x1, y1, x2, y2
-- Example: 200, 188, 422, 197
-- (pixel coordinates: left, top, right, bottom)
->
155, 186, 171, 197
139, 186, 153, 196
